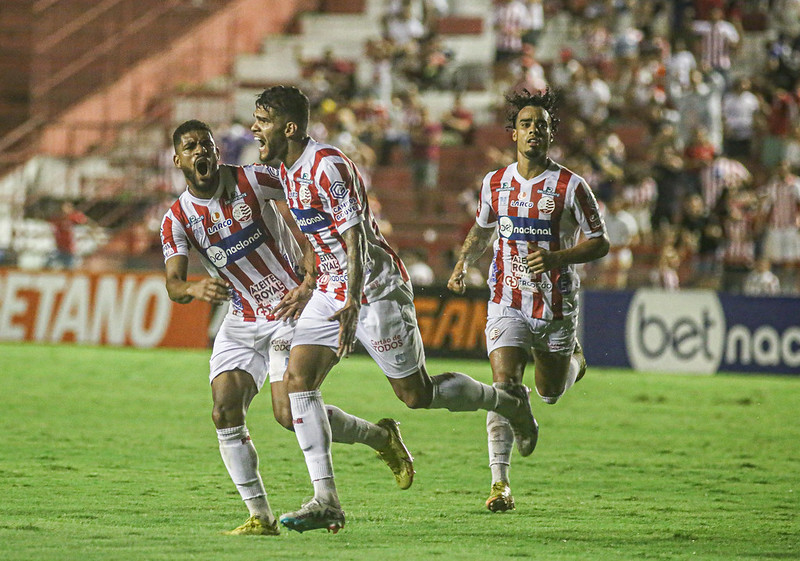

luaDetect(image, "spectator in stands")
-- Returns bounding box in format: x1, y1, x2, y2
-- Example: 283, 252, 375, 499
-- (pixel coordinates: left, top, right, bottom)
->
46, 201, 90, 270
650, 243, 681, 291
597, 195, 639, 289
761, 85, 799, 169
522, 0, 545, 48
403, 248, 436, 286
721, 77, 763, 161
441, 92, 475, 145
666, 36, 697, 101
691, 6, 740, 84
572, 64, 611, 126
718, 186, 759, 293
676, 68, 724, 151
759, 160, 800, 293
621, 165, 657, 246
493, 0, 534, 81
743, 257, 781, 296
678, 192, 723, 287
410, 106, 443, 214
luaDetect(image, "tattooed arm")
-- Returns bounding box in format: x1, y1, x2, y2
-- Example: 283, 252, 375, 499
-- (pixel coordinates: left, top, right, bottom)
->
447, 222, 495, 294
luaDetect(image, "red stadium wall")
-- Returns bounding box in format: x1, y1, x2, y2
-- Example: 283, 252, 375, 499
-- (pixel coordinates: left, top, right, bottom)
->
37, 0, 312, 158
0, 269, 210, 348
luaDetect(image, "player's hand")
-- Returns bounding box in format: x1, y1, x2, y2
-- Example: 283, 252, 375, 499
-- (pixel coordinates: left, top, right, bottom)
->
273, 283, 313, 321
527, 244, 561, 275
447, 262, 467, 294
329, 298, 360, 358
186, 277, 230, 304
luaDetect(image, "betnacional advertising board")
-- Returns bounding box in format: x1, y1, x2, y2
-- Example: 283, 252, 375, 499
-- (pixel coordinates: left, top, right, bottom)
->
0, 269, 210, 348
583, 289, 800, 375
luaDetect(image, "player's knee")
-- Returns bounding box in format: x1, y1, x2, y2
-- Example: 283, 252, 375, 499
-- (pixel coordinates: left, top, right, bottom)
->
396, 387, 431, 410
212, 401, 245, 428
273, 407, 294, 431
535, 385, 562, 405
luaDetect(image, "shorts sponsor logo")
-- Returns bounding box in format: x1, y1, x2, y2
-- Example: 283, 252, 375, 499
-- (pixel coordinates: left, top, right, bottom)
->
205, 223, 265, 268
371, 335, 404, 353
207, 218, 233, 235
292, 208, 331, 233
272, 338, 291, 352
538, 196, 556, 214
498, 216, 553, 241
330, 181, 348, 200
232, 202, 252, 223
333, 197, 361, 222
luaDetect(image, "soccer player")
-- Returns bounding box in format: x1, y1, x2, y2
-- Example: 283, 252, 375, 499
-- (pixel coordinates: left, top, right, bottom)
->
251, 86, 538, 534
160, 120, 415, 536
447, 89, 609, 512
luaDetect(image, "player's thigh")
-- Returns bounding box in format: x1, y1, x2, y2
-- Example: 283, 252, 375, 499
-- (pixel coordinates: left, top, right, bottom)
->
356, 283, 426, 380
209, 315, 268, 390
488, 346, 529, 385
531, 316, 578, 391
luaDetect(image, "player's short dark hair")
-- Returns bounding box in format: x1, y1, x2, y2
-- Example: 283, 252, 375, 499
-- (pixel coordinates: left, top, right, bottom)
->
255, 86, 310, 133
504, 87, 560, 135
172, 120, 213, 150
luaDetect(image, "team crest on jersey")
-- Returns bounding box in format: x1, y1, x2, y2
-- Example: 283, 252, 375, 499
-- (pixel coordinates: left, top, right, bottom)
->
330, 181, 348, 200
538, 196, 556, 214
232, 202, 252, 223
299, 185, 313, 205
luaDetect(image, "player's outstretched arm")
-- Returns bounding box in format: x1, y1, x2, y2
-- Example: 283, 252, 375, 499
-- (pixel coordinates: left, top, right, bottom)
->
329, 224, 366, 358
165, 255, 231, 304
447, 222, 494, 294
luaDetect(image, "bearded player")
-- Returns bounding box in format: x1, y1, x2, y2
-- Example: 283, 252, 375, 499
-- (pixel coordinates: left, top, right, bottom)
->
160, 120, 415, 536
448, 89, 609, 512
251, 86, 539, 534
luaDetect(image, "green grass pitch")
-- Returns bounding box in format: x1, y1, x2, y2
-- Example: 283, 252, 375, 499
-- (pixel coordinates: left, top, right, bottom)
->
0, 343, 797, 560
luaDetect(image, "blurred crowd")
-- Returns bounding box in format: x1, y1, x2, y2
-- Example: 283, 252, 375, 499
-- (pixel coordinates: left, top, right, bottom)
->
17, 0, 800, 296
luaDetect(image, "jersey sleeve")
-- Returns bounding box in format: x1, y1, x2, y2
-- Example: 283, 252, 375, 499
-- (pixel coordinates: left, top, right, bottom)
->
318, 156, 364, 232
475, 171, 498, 228
160, 206, 189, 262
244, 164, 286, 201
570, 177, 607, 238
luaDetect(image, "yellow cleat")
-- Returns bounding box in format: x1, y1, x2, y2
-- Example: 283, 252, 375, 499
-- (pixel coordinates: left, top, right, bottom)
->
376, 418, 415, 490
574, 339, 588, 382
486, 481, 515, 512
222, 515, 280, 536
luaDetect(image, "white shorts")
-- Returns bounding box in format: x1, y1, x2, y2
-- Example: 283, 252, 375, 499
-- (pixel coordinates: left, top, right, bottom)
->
764, 228, 800, 264
292, 283, 426, 379
209, 314, 295, 389
485, 302, 577, 356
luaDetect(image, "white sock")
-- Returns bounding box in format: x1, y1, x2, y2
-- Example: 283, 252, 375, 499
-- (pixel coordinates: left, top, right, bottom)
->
537, 356, 580, 404
430, 372, 519, 418
289, 390, 338, 505
487, 384, 514, 484
326, 405, 389, 450
217, 425, 274, 522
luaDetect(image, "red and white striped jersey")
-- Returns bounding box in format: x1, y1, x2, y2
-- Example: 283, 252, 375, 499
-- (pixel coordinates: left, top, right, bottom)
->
476, 161, 606, 320
160, 164, 303, 321
279, 138, 408, 303
761, 174, 800, 229
701, 157, 751, 209
692, 19, 739, 70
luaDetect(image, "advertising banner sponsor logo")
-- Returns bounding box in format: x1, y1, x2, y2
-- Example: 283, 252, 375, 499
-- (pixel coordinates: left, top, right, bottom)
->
0, 270, 210, 348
